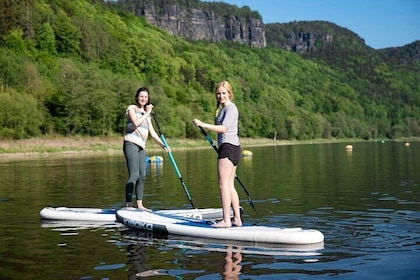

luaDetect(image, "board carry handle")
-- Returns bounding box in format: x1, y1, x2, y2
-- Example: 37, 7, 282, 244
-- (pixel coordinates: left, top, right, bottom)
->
152, 113, 196, 209
199, 127, 258, 214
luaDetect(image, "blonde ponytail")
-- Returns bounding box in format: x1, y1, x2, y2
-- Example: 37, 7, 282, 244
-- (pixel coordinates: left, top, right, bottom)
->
215, 101, 220, 117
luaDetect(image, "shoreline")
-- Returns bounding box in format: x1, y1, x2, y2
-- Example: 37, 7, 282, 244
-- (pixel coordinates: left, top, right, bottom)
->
0, 136, 287, 160
0, 136, 416, 161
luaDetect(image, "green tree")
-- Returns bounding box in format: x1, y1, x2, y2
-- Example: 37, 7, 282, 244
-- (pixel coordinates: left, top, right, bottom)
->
53, 11, 81, 56
35, 22, 57, 55
0, 88, 43, 139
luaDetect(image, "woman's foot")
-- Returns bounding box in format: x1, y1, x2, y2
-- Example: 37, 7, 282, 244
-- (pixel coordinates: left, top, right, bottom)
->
211, 219, 232, 228
125, 203, 135, 209
232, 218, 242, 227
136, 200, 151, 212
137, 206, 152, 212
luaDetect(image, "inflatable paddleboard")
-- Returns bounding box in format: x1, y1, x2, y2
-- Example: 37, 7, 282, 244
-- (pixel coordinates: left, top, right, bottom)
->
121, 229, 324, 256
40, 207, 230, 222
116, 208, 324, 245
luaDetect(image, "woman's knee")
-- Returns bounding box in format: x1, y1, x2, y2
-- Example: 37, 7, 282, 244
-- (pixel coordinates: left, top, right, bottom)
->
128, 172, 140, 182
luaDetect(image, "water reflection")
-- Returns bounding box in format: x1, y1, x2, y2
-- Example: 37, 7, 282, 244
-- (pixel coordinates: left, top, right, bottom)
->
126, 243, 170, 278
40, 219, 120, 231
223, 246, 242, 279
119, 228, 325, 276
146, 160, 163, 178
119, 229, 325, 279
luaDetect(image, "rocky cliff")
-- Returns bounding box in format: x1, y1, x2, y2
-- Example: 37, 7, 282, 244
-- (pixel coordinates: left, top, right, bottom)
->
264, 21, 352, 54
116, 1, 418, 62
271, 31, 333, 54
117, 1, 338, 52
126, 3, 266, 48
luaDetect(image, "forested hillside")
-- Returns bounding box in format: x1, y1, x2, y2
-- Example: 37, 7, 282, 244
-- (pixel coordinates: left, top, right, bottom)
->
0, 0, 418, 141
265, 21, 420, 139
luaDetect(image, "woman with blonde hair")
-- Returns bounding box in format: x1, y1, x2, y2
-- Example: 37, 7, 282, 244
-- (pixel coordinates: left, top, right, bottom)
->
193, 81, 242, 228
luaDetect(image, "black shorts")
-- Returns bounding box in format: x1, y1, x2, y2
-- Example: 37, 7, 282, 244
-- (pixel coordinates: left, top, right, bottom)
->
218, 143, 241, 166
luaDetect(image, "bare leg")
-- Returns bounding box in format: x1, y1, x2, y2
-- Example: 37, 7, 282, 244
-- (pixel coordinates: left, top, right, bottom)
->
230, 165, 242, 227
212, 158, 242, 228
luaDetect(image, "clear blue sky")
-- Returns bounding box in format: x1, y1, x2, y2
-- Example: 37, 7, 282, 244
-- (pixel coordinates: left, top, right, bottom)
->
205, 0, 420, 49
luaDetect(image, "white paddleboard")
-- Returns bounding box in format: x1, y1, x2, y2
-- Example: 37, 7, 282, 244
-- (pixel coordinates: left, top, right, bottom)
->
121, 229, 325, 256
40, 207, 229, 222
116, 208, 324, 245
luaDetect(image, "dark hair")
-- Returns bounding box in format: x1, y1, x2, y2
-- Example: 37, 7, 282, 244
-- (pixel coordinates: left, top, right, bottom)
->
135, 87, 150, 106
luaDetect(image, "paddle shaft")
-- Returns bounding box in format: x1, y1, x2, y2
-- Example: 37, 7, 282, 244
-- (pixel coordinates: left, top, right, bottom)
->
152, 114, 196, 209
199, 127, 258, 214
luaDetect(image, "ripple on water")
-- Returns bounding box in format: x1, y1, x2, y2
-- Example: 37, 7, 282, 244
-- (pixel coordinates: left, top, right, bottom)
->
93, 263, 126, 270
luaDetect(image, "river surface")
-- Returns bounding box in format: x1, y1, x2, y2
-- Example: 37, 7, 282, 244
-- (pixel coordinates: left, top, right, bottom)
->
0, 140, 419, 279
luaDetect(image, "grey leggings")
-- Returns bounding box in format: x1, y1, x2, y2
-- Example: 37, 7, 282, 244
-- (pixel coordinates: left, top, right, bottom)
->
123, 141, 147, 203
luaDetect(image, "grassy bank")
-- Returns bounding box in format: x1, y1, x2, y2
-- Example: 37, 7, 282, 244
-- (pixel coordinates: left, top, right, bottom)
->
0, 135, 283, 159
2, 135, 413, 160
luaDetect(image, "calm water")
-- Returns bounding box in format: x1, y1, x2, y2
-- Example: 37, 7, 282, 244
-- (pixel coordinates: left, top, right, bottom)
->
0, 141, 419, 279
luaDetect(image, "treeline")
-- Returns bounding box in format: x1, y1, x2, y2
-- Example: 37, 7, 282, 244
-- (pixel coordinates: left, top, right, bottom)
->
0, 0, 418, 141
116, 0, 262, 19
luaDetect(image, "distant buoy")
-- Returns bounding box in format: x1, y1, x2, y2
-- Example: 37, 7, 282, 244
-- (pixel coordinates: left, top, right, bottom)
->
405, 142, 410, 147
241, 150, 253, 157
345, 145, 353, 151
147, 155, 163, 163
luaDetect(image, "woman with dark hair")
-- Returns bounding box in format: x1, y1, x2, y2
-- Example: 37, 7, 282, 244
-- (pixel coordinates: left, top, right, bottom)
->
193, 81, 242, 228
123, 87, 169, 210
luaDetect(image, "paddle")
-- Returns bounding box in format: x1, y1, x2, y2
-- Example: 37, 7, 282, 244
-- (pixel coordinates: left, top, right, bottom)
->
151, 113, 196, 209
199, 127, 258, 214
